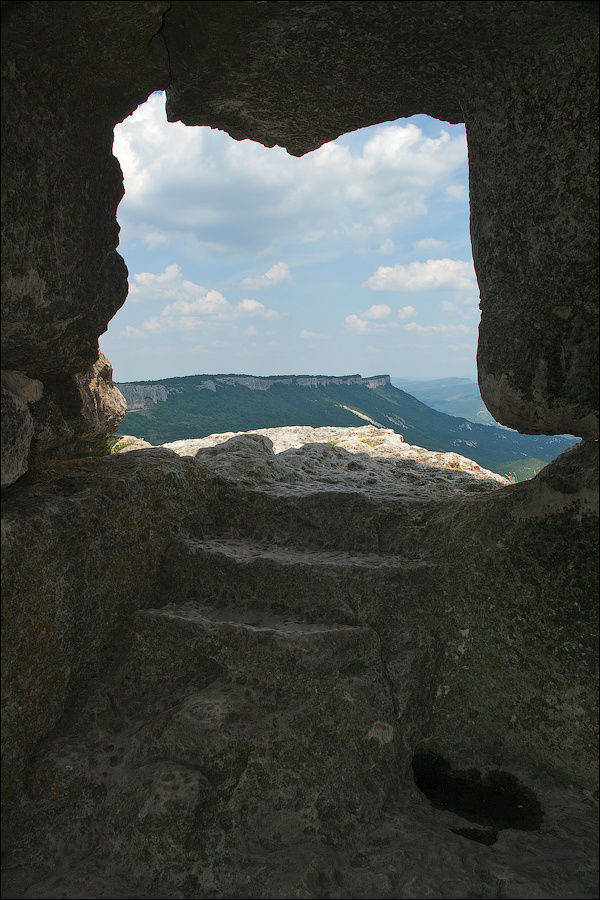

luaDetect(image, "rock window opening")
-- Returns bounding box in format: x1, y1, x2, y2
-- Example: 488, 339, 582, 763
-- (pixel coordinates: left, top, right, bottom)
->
103, 91, 579, 481
106, 91, 477, 388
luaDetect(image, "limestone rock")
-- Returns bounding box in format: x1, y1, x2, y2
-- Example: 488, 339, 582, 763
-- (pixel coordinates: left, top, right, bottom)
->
27, 352, 125, 461
1, 431, 597, 899
111, 434, 153, 453
1, 447, 204, 787
1, 1, 170, 376
0, 348, 126, 492
0, 352, 127, 485
1, 381, 35, 486
117, 383, 169, 412
161, 425, 508, 493
72, 352, 127, 439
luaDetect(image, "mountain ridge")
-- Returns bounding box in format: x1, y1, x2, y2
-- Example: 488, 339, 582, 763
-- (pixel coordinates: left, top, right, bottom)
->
115, 373, 577, 479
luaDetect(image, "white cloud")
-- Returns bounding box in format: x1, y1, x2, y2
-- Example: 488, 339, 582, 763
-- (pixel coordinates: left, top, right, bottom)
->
397, 305, 417, 320
164, 290, 229, 317
121, 324, 143, 338
403, 322, 469, 334
300, 330, 325, 339
131, 264, 279, 332
241, 261, 291, 289
379, 238, 395, 253
237, 298, 279, 318
344, 314, 370, 334
413, 237, 447, 251
245, 325, 258, 336
440, 300, 457, 312
143, 232, 168, 248
445, 184, 467, 200
364, 258, 476, 292
364, 304, 391, 320
113, 93, 468, 254
128, 263, 182, 302
143, 315, 177, 333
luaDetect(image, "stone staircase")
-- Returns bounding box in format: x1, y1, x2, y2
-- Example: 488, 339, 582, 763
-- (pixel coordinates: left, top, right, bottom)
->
22, 473, 446, 896
5, 442, 598, 899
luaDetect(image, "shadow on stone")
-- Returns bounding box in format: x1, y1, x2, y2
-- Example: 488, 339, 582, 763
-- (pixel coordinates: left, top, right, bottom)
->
412, 748, 543, 844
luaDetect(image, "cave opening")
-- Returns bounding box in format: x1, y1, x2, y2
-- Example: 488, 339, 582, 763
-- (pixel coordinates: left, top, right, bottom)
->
101, 90, 578, 479
412, 748, 544, 845
104, 91, 477, 387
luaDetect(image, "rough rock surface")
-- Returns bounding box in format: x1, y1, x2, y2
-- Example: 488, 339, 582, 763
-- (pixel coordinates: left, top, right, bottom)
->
30, 352, 127, 461
160, 424, 509, 490
116, 383, 170, 412
1, 0, 169, 479
1, 0, 170, 376
2, 430, 597, 899
1, 354, 126, 485
0, 374, 40, 485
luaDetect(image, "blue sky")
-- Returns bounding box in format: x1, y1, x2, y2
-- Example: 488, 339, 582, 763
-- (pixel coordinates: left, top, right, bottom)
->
100, 92, 479, 382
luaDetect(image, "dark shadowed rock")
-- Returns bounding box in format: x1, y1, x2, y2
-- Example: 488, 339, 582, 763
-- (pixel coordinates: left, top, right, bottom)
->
1, 431, 597, 898
1, 354, 126, 485
1, 378, 37, 486
29, 352, 127, 462
1, 1, 170, 377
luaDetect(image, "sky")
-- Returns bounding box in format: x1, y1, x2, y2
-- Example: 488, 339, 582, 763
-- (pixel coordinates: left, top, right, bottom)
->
100, 91, 479, 383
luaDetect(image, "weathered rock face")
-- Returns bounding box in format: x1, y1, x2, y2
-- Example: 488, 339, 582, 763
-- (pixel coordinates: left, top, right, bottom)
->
0, 372, 41, 485
1, 354, 126, 485
158, 424, 510, 489
1, 1, 170, 377
1, 0, 170, 481
1, 431, 597, 898
468, 53, 599, 438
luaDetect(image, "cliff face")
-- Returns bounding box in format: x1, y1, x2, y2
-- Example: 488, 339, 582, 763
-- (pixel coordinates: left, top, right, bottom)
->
117, 374, 392, 408
117, 383, 170, 412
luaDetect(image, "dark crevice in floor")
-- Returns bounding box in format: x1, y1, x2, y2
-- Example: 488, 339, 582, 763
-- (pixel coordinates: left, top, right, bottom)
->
412, 748, 544, 845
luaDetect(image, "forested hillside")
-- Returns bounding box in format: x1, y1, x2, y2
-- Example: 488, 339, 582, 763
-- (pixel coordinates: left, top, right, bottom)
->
117, 374, 577, 478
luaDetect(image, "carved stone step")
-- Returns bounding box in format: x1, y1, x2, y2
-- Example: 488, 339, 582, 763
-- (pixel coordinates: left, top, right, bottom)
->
188, 481, 436, 554
158, 536, 442, 623
26, 602, 404, 874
